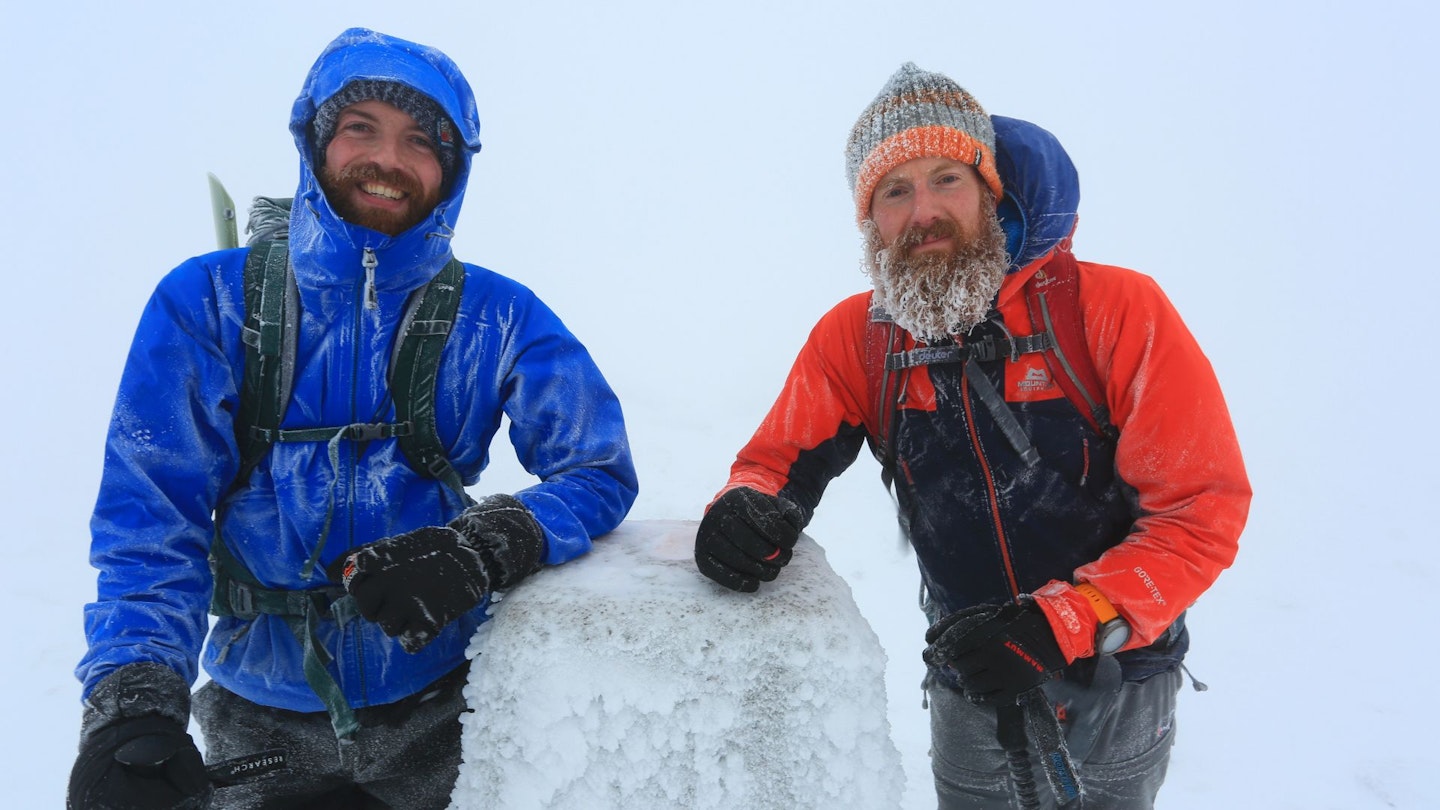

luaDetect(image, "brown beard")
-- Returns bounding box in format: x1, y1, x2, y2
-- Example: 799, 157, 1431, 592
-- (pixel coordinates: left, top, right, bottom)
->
862, 207, 1010, 342
318, 162, 441, 236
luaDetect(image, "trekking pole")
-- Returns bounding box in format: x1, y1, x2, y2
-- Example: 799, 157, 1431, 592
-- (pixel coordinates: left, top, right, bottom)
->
996, 701, 1042, 810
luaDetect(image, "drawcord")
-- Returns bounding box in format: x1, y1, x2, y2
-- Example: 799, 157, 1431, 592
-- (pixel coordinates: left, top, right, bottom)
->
296, 428, 351, 579
919, 579, 933, 709
298, 422, 401, 579
1181, 662, 1209, 692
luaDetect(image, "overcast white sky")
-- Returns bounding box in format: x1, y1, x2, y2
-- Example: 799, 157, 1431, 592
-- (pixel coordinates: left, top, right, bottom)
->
3, 2, 1436, 807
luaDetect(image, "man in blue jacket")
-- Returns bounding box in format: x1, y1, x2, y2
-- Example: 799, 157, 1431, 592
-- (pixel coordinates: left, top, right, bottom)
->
69, 28, 638, 809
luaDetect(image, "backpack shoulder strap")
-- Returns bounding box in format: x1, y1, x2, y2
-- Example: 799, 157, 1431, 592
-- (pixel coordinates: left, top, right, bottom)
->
1024, 245, 1118, 440
865, 307, 905, 488
389, 258, 469, 499
233, 240, 298, 488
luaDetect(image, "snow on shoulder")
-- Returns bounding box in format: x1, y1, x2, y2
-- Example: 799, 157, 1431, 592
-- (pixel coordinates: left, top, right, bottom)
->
451, 519, 904, 809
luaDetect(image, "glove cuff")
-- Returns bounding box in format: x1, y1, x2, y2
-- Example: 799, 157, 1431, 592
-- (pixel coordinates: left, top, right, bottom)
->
1029, 581, 1101, 664
80, 662, 190, 745
449, 494, 546, 591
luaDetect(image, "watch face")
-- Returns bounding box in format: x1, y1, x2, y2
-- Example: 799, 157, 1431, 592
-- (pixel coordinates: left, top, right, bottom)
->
1099, 620, 1130, 654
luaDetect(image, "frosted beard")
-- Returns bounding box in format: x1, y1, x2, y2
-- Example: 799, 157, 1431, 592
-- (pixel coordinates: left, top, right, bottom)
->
862, 209, 1010, 342
319, 161, 441, 237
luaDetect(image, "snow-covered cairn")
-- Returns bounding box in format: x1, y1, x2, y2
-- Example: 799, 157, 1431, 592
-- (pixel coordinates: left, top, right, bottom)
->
449, 519, 903, 809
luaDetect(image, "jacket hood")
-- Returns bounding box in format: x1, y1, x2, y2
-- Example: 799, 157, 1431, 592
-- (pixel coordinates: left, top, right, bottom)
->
285, 28, 483, 292
993, 115, 1080, 273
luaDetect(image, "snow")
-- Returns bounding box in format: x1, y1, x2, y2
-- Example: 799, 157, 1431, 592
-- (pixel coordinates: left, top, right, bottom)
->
4, 2, 1437, 809
451, 520, 902, 809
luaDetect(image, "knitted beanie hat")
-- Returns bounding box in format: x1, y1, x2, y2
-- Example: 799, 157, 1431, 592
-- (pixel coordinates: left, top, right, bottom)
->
845, 63, 1002, 223
311, 79, 459, 189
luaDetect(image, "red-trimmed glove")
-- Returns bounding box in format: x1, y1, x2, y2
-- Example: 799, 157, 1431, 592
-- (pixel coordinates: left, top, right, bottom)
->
923, 602, 1067, 705
694, 487, 804, 592
328, 494, 545, 653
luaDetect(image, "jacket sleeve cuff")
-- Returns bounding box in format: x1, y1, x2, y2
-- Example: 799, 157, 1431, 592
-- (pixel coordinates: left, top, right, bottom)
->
80, 662, 191, 743
1030, 580, 1100, 664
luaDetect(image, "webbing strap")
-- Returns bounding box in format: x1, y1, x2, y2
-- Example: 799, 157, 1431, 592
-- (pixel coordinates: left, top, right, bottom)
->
885, 332, 1054, 371
886, 344, 965, 370
868, 317, 903, 492
233, 242, 298, 490
391, 259, 469, 500
209, 531, 359, 738
965, 359, 1040, 467
1026, 247, 1116, 440
1019, 688, 1083, 806
252, 421, 415, 444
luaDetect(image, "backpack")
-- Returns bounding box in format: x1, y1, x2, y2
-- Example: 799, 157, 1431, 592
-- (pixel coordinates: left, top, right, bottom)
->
865, 243, 1117, 487
207, 187, 470, 738
233, 236, 469, 500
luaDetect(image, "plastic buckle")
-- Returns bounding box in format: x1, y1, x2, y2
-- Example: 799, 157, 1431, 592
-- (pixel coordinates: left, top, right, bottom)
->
969, 336, 998, 362
229, 581, 258, 619
344, 423, 389, 442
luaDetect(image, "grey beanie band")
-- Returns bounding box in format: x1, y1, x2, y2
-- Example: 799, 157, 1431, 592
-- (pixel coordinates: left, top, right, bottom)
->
845, 63, 1002, 223
311, 79, 458, 188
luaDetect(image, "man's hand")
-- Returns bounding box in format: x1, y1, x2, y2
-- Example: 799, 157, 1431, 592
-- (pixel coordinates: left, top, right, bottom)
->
329, 494, 545, 653
69, 663, 211, 810
69, 716, 212, 810
694, 487, 804, 592
923, 602, 1066, 705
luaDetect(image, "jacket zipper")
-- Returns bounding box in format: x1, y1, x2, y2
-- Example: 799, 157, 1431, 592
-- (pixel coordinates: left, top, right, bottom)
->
960, 371, 1022, 599
351, 249, 370, 701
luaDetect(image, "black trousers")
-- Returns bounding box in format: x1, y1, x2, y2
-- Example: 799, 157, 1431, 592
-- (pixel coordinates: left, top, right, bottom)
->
928, 667, 1182, 809
192, 665, 469, 810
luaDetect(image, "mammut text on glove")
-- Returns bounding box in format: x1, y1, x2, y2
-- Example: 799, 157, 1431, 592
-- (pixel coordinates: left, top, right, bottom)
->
923, 602, 1067, 705
694, 487, 805, 592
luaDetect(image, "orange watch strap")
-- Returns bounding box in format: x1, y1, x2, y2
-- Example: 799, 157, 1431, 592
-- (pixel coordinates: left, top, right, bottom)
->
1073, 583, 1119, 623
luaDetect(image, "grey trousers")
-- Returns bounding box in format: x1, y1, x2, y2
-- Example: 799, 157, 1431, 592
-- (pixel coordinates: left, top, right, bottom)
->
192, 666, 468, 810
928, 667, 1182, 809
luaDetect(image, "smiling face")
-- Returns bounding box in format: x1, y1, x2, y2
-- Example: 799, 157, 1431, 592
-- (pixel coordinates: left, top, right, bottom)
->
317, 99, 444, 236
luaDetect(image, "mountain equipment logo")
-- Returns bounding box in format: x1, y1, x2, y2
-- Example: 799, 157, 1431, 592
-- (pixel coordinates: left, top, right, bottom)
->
1018, 366, 1051, 393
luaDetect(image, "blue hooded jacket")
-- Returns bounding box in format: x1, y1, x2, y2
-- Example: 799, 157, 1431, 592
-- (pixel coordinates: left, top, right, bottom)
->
77, 28, 639, 712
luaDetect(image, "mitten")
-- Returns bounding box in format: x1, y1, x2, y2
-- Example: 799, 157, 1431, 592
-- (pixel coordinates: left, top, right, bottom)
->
328, 494, 545, 653
68, 663, 211, 810
694, 487, 804, 592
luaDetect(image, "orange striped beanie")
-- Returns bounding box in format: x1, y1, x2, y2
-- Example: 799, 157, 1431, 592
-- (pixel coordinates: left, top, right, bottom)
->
845, 63, 1002, 224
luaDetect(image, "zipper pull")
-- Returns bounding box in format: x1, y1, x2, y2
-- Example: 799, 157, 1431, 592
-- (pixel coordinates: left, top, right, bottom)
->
362, 247, 379, 310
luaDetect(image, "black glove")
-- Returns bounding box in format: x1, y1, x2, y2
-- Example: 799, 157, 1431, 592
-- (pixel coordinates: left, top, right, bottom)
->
328, 494, 546, 653
694, 487, 804, 592
922, 602, 1067, 705
69, 663, 211, 810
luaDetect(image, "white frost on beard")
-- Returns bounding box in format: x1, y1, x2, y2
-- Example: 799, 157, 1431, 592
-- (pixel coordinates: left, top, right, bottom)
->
861, 213, 1010, 342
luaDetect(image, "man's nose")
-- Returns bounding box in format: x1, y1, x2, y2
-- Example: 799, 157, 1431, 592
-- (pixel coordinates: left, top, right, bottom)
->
367, 135, 404, 169
910, 185, 944, 226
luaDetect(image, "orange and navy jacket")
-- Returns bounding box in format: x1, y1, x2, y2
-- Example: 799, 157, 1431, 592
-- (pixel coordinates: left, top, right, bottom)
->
715, 117, 1250, 677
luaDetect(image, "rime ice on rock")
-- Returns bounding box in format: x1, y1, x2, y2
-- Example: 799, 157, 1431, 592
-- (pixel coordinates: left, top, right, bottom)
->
449, 519, 904, 810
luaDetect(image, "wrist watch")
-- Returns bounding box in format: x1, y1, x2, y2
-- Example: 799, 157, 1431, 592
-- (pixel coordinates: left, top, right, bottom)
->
1074, 583, 1131, 655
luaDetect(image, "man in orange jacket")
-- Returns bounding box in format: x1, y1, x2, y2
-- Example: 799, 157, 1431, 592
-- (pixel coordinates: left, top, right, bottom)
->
694, 63, 1250, 808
